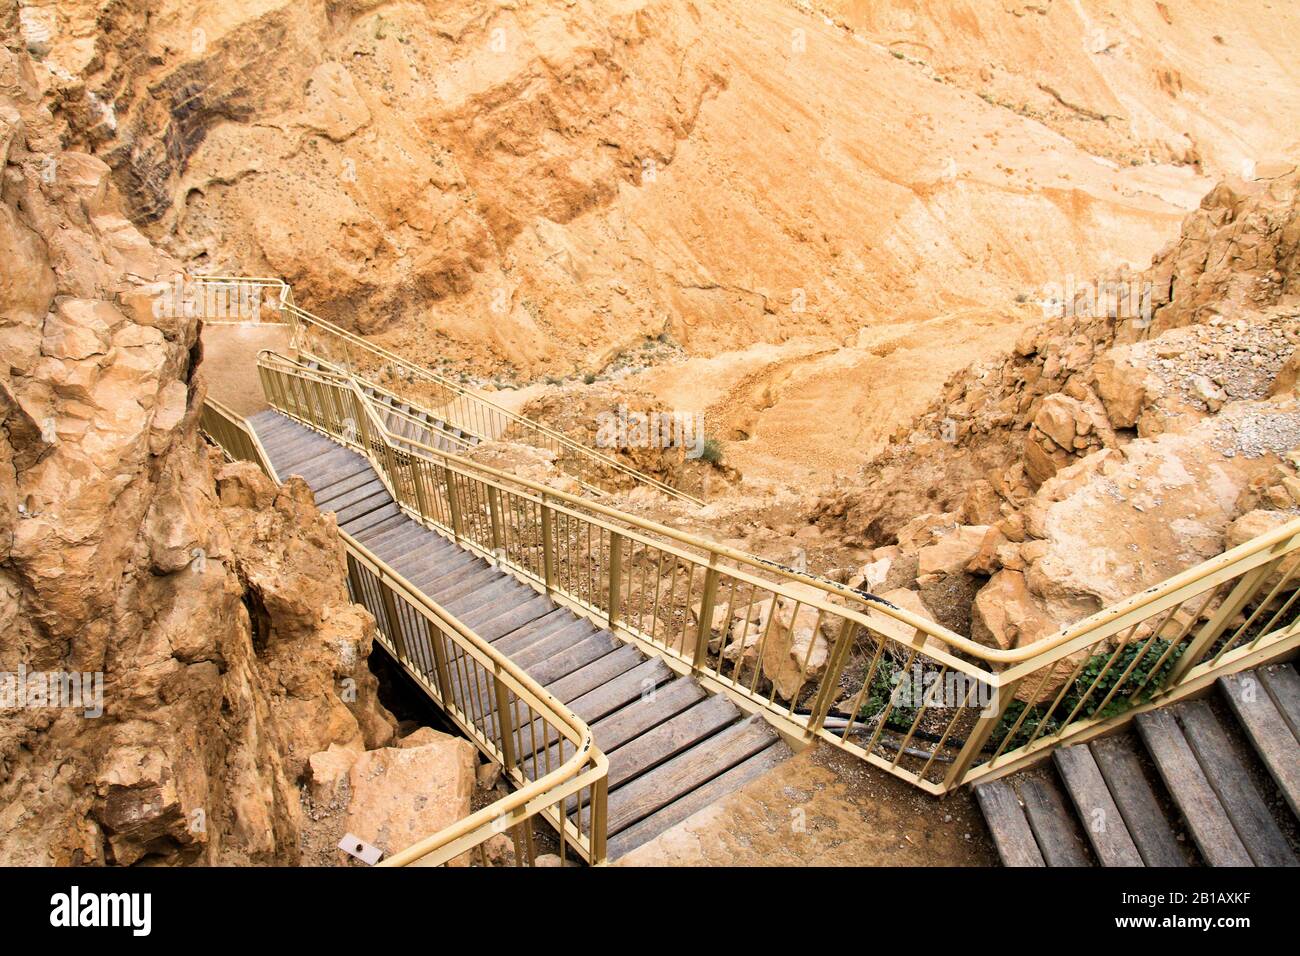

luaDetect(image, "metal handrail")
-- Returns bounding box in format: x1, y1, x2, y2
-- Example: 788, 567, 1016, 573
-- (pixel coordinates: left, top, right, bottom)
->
192, 274, 704, 505
254, 351, 1300, 793
199, 393, 609, 866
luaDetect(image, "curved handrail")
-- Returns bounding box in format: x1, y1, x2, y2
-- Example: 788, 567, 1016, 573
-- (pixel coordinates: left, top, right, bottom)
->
342, 529, 607, 868
199, 393, 608, 866
253, 347, 1300, 795
192, 274, 704, 505
256, 349, 981, 665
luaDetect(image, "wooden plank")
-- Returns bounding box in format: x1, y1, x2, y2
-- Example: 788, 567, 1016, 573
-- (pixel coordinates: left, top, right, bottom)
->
341, 503, 401, 535
608, 742, 794, 860
525, 632, 622, 686
603, 692, 736, 790
334, 491, 394, 525
1089, 735, 1187, 867
1017, 776, 1091, 867
322, 478, 389, 514
1219, 671, 1300, 819
361, 521, 421, 551
1052, 745, 1143, 866
603, 715, 779, 835
474, 596, 556, 642
547, 645, 644, 702
490, 608, 575, 654
515, 656, 671, 764
1258, 664, 1300, 740
975, 779, 1046, 867
354, 514, 408, 543
511, 620, 598, 671
569, 658, 674, 724
410, 556, 488, 595
427, 566, 503, 604
313, 469, 380, 504
1135, 710, 1254, 866
406, 553, 477, 588
522, 676, 706, 782
1175, 701, 1296, 866
445, 576, 535, 618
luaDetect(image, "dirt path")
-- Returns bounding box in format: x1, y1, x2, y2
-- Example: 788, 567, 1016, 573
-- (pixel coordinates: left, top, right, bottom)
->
200, 323, 293, 416
614, 742, 996, 866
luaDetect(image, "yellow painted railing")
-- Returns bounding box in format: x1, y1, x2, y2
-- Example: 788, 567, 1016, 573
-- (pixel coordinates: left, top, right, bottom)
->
191, 274, 704, 505
254, 350, 1300, 795
199, 393, 609, 866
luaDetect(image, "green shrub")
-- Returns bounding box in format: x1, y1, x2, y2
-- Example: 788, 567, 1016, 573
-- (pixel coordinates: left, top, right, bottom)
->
700, 438, 724, 465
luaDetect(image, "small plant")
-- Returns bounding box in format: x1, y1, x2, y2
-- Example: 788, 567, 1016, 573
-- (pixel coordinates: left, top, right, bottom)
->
583, 372, 597, 384
544, 375, 562, 386
700, 437, 724, 465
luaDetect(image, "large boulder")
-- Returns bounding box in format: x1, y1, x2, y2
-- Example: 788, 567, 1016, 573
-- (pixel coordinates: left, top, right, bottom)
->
918, 525, 989, 576
344, 731, 477, 862
759, 584, 835, 701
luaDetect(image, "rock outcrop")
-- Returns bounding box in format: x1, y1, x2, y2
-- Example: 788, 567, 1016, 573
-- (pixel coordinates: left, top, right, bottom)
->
0, 28, 396, 865
814, 167, 1300, 678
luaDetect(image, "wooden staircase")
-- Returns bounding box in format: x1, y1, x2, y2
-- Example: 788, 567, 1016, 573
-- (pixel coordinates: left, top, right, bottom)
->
247, 408, 792, 862
976, 663, 1300, 866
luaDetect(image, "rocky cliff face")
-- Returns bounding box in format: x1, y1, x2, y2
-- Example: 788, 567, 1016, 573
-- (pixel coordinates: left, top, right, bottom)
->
814, 164, 1300, 650
31, 0, 1219, 379
0, 19, 394, 865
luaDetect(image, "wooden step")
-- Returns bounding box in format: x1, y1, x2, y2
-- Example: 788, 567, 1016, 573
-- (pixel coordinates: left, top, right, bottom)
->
603, 715, 781, 836
1258, 663, 1300, 739
546, 645, 646, 702
1052, 745, 1143, 866
524, 677, 706, 782
607, 741, 793, 860
510, 620, 599, 671
491, 608, 578, 655
1088, 735, 1187, 866
341, 503, 402, 535
1219, 669, 1300, 820
526, 631, 623, 686
975, 779, 1045, 867
474, 596, 557, 642
601, 694, 739, 793
1175, 700, 1296, 866
1135, 709, 1254, 866
1016, 775, 1091, 867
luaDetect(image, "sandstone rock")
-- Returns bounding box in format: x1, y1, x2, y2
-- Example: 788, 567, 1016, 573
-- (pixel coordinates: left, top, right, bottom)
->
1226, 509, 1300, 591
865, 588, 949, 658
918, 525, 989, 576
1092, 351, 1150, 428
971, 571, 1060, 652
759, 585, 834, 700
306, 744, 359, 806
344, 735, 476, 860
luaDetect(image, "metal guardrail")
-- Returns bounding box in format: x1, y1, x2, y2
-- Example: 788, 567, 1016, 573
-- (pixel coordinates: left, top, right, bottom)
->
199, 393, 609, 866
254, 350, 1300, 795
192, 274, 704, 506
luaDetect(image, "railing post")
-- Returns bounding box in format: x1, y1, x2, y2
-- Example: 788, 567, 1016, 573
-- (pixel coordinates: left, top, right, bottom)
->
378, 577, 409, 662
541, 502, 556, 596
487, 486, 504, 556
1165, 554, 1285, 686
494, 674, 516, 772
807, 618, 857, 734
692, 564, 721, 671
445, 467, 464, 542
410, 457, 430, 519
942, 675, 1019, 791
588, 775, 608, 865
425, 620, 454, 705
607, 532, 624, 629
